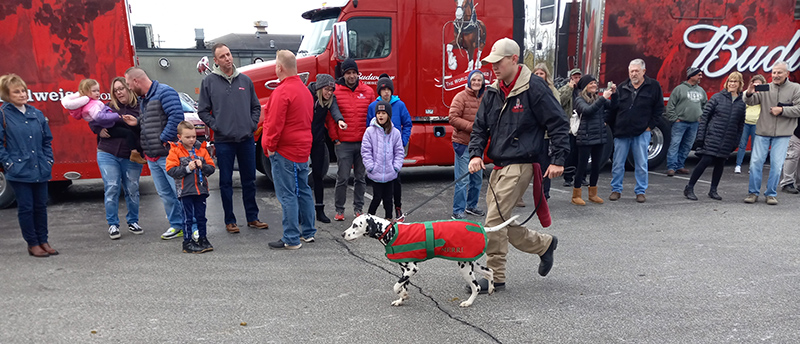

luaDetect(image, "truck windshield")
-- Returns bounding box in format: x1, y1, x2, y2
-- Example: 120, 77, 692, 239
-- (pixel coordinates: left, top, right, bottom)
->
297, 18, 336, 57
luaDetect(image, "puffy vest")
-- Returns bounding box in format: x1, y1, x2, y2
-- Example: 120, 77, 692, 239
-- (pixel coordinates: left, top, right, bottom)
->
385, 219, 487, 263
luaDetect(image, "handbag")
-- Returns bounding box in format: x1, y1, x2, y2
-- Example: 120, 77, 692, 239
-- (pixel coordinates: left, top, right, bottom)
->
569, 109, 581, 136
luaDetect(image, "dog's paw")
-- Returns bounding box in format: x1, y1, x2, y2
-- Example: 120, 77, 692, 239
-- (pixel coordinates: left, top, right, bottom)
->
488, 287, 494, 295
459, 300, 473, 307
391, 299, 404, 306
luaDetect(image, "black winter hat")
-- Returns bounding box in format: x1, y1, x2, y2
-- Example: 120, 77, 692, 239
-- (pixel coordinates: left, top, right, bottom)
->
341, 58, 358, 73
377, 73, 394, 94
314, 74, 335, 91
577, 74, 597, 91
375, 100, 392, 118
686, 67, 701, 79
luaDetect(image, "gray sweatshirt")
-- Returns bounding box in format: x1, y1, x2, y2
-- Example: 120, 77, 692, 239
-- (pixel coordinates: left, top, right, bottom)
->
197, 64, 262, 143
666, 81, 707, 122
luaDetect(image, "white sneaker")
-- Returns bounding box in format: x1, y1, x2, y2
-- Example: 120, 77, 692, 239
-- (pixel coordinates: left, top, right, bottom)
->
734, 166, 742, 174
109, 225, 121, 240
160, 227, 183, 240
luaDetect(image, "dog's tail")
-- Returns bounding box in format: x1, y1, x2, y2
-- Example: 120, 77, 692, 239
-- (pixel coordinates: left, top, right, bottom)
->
484, 215, 520, 232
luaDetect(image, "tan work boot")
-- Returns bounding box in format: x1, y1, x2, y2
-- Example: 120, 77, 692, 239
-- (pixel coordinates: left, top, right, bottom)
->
587, 186, 604, 204
571, 188, 585, 206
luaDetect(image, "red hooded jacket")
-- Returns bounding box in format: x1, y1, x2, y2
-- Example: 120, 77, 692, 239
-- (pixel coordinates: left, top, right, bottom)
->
262, 75, 314, 163
327, 79, 375, 142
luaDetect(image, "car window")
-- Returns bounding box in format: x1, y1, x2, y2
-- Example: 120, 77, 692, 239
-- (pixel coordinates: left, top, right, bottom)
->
181, 100, 195, 112
346, 17, 391, 59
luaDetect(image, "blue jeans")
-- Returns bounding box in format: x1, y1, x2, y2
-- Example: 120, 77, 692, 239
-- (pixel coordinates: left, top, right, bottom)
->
270, 152, 316, 246
666, 121, 698, 170
181, 195, 207, 242
97, 151, 142, 226
611, 131, 651, 195
736, 123, 757, 166
147, 156, 183, 229
216, 140, 260, 225
748, 135, 790, 197
452, 143, 482, 214
8, 181, 48, 247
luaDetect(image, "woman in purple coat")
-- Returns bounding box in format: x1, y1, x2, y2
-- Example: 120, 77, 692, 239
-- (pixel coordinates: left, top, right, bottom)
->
361, 100, 404, 220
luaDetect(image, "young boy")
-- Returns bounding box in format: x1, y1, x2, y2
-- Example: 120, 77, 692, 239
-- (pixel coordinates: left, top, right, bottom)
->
166, 121, 216, 253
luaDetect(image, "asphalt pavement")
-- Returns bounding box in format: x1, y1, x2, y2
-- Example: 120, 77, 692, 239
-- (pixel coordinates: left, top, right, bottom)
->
2, 155, 799, 343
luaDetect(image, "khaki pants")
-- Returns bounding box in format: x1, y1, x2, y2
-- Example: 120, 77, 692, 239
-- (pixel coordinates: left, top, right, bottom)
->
485, 164, 553, 283
780, 135, 800, 188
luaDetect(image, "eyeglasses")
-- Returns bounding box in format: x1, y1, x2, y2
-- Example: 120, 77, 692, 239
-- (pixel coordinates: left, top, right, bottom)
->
113, 87, 126, 93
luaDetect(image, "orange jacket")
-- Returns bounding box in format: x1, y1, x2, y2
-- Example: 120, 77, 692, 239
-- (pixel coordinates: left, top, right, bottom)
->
166, 141, 215, 198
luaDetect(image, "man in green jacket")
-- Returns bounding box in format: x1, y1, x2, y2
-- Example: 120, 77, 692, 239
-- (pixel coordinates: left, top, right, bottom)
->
665, 67, 707, 176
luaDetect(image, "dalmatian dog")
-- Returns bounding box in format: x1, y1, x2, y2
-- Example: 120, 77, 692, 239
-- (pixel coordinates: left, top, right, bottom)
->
342, 214, 519, 307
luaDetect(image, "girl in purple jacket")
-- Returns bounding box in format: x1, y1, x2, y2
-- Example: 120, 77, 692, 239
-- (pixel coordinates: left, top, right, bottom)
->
361, 100, 404, 220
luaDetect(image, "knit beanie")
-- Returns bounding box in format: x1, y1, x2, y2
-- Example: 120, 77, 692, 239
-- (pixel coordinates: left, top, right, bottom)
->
686, 67, 701, 79
375, 100, 392, 118
576, 74, 597, 91
314, 74, 335, 91
341, 58, 358, 73
466, 69, 486, 97
377, 73, 394, 94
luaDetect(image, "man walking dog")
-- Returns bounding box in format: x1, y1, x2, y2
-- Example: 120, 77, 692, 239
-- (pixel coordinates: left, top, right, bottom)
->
468, 38, 567, 291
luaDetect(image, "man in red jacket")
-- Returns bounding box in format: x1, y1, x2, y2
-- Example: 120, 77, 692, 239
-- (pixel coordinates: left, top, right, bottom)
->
262, 50, 316, 250
328, 58, 376, 221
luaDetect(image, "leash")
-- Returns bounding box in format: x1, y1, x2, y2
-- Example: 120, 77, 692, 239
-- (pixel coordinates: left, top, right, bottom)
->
484, 165, 575, 226
398, 170, 471, 221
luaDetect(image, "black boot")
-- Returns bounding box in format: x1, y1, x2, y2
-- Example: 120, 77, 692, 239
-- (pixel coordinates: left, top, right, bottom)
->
684, 185, 698, 201
708, 188, 722, 200
316, 205, 331, 223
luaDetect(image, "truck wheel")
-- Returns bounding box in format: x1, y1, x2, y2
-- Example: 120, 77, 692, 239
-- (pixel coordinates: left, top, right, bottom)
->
626, 116, 671, 170
0, 172, 16, 208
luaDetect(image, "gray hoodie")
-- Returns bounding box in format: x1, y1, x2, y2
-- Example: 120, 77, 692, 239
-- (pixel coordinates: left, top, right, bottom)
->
197, 64, 261, 143
744, 79, 800, 137
666, 81, 707, 122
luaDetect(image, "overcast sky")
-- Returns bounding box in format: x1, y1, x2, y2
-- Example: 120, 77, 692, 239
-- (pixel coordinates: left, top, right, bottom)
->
128, 0, 325, 48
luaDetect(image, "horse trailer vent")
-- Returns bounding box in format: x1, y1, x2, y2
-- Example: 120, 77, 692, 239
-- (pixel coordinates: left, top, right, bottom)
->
796, 0, 800, 20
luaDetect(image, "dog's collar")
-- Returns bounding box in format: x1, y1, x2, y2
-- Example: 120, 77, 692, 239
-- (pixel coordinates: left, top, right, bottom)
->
376, 222, 393, 241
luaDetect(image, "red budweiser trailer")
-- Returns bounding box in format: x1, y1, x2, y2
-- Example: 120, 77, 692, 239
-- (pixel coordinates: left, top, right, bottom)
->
238, 0, 800, 180
0, 0, 137, 208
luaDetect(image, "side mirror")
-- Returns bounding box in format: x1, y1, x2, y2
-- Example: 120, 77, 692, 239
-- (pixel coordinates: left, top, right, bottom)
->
332, 22, 349, 61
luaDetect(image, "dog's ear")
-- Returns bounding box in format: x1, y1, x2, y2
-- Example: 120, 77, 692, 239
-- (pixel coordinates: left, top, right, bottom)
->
365, 217, 379, 238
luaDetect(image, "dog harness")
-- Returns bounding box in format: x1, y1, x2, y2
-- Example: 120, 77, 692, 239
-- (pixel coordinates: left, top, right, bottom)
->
385, 219, 486, 263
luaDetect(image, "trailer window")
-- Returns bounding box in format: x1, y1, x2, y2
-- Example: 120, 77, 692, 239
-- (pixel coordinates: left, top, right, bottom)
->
540, 0, 555, 24
346, 17, 391, 59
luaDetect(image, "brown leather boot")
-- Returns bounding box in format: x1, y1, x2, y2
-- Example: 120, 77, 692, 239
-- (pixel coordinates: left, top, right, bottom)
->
129, 150, 146, 164
588, 186, 604, 204
40, 243, 59, 255
571, 188, 585, 206
28, 245, 49, 258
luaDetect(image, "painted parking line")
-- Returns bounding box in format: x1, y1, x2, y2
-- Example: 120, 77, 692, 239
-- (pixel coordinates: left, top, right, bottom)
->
648, 171, 710, 184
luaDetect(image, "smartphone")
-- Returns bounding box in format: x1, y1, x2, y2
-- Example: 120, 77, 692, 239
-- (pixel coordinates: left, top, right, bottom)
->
608, 81, 613, 88
755, 84, 770, 92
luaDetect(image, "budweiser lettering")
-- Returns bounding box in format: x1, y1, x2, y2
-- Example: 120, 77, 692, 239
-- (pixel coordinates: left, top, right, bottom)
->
684, 24, 800, 78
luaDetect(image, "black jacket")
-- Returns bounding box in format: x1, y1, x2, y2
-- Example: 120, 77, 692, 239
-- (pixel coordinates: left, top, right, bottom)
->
469, 65, 570, 166
307, 82, 344, 143
695, 90, 746, 158
609, 75, 664, 138
574, 94, 617, 146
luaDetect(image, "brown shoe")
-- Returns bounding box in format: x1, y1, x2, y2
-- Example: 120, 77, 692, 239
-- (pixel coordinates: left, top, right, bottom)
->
516, 199, 526, 207
28, 245, 49, 258
247, 220, 269, 229
609, 192, 621, 201
666, 169, 675, 177
40, 243, 58, 255
129, 150, 146, 164
226, 223, 240, 233
636, 194, 646, 203
676, 168, 690, 174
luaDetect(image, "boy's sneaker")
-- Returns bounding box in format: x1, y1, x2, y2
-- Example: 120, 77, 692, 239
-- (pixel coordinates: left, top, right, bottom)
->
127, 223, 144, 235
465, 207, 485, 216
161, 227, 183, 240
268, 239, 302, 250
734, 165, 742, 174
334, 212, 345, 221
395, 207, 403, 219
300, 236, 315, 243
354, 210, 363, 217
198, 237, 214, 253
451, 212, 467, 220
108, 225, 121, 240
182, 240, 203, 254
